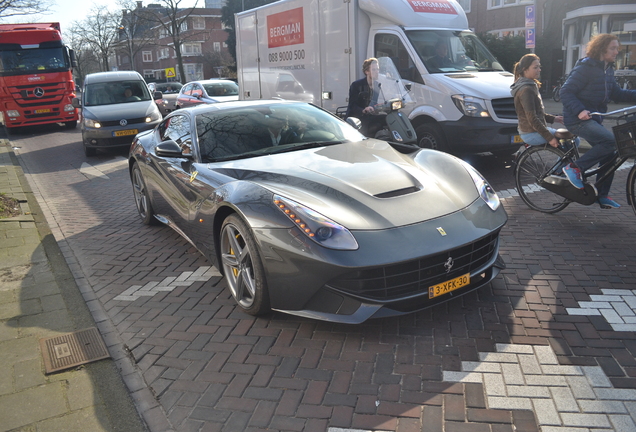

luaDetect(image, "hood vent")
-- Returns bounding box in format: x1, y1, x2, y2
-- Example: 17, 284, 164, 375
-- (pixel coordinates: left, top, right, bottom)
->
446, 73, 475, 79
374, 186, 420, 199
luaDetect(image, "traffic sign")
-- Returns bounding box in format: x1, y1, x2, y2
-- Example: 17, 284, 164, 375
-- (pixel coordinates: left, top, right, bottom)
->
165, 68, 176, 78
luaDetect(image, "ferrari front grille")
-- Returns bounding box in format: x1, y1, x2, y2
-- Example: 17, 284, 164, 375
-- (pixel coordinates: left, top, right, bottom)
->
326, 231, 500, 301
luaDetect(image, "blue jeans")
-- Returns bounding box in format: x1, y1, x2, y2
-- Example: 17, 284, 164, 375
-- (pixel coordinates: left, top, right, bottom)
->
565, 119, 617, 198
520, 127, 581, 147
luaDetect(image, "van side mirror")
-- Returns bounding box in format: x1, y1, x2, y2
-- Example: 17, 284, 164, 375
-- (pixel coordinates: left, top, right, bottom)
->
71, 97, 81, 108
345, 117, 362, 130
404, 83, 412, 92
153, 91, 163, 100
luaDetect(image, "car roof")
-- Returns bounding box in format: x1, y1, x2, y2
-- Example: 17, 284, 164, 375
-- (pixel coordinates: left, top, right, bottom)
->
185, 79, 237, 86
84, 71, 144, 84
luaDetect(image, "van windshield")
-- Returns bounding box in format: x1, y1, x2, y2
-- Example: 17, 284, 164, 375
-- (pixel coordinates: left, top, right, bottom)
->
406, 30, 504, 74
84, 80, 152, 106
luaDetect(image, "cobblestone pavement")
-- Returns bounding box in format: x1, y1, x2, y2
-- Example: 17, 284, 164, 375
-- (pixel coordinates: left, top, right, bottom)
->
9, 125, 636, 432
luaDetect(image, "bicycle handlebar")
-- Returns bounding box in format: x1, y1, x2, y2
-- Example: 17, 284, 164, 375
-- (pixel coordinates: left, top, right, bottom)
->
589, 105, 636, 117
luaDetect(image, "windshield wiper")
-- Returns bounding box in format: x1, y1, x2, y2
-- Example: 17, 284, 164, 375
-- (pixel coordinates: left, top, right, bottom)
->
261, 141, 344, 155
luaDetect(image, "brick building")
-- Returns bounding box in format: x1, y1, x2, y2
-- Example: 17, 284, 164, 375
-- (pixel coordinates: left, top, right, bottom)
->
114, 0, 231, 83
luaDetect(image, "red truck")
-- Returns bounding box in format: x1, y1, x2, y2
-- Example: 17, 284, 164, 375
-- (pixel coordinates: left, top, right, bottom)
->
0, 22, 78, 133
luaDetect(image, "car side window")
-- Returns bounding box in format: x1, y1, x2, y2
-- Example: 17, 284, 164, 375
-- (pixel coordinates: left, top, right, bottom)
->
160, 114, 192, 154
374, 33, 424, 84
182, 83, 193, 96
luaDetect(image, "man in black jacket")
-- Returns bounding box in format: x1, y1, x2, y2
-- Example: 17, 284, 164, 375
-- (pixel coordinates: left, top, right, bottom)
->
346, 58, 384, 137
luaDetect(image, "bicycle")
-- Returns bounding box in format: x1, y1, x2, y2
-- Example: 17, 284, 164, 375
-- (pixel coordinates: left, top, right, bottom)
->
552, 75, 568, 102
513, 105, 636, 215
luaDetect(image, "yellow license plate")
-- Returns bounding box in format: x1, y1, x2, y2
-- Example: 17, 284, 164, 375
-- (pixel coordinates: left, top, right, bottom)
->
35, 108, 51, 114
113, 129, 138, 137
429, 273, 470, 299
512, 135, 524, 144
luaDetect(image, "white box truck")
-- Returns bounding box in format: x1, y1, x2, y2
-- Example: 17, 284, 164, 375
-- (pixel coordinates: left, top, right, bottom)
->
235, 0, 519, 155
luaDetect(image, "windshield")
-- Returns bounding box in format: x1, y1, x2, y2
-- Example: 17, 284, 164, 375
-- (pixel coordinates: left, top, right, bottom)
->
196, 102, 365, 162
84, 80, 152, 106
0, 47, 70, 77
203, 81, 239, 97
406, 30, 503, 73
155, 82, 182, 93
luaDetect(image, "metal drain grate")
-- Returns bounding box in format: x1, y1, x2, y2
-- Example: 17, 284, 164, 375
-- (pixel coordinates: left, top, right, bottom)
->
40, 327, 110, 374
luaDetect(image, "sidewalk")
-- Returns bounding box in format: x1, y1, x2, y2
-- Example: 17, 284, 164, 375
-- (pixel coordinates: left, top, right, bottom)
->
0, 139, 148, 432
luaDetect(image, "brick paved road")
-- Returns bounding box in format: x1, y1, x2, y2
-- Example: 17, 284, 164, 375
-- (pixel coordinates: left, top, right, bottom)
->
10, 125, 636, 432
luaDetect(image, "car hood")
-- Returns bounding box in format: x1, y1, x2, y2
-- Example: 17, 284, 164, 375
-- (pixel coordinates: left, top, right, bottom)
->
83, 101, 157, 121
209, 141, 485, 230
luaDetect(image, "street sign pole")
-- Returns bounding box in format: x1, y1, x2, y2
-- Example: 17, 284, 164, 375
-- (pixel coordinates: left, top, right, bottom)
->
525, 4, 536, 52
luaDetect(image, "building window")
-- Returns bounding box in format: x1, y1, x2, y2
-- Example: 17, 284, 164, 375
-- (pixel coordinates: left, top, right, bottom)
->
180, 21, 188, 32
488, 0, 501, 8
457, 0, 470, 13
158, 48, 170, 59
192, 17, 205, 29
184, 63, 203, 82
182, 43, 202, 55
214, 42, 221, 52
142, 51, 152, 62
143, 70, 154, 79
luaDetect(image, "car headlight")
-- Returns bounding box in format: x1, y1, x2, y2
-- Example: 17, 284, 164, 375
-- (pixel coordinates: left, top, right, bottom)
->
273, 194, 358, 250
84, 118, 101, 128
451, 95, 490, 118
461, 162, 500, 211
146, 110, 162, 122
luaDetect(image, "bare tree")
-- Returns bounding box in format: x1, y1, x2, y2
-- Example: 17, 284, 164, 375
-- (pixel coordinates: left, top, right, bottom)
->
0, 0, 51, 18
144, 0, 201, 82
72, 5, 119, 71
114, 0, 157, 72
65, 24, 101, 86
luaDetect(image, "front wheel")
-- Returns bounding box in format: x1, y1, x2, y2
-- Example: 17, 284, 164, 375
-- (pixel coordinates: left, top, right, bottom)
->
220, 214, 270, 316
415, 123, 447, 153
627, 164, 636, 217
514, 145, 570, 213
552, 85, 561, 102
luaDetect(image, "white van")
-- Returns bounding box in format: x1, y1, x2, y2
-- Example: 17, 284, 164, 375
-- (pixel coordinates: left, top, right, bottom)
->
236, 0, 518, 155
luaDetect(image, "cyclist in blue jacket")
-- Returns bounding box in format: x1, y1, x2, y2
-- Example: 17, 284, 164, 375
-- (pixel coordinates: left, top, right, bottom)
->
560, 33, 636, 209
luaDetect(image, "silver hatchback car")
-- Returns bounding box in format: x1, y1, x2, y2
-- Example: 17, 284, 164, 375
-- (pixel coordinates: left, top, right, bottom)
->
73, 71, 162, 156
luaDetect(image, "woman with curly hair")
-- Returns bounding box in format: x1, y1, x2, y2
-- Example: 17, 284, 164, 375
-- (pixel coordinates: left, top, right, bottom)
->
560, 33, 636, 208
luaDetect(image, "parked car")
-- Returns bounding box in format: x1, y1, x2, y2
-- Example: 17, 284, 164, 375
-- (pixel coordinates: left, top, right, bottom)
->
128, 100, 507, 323
73, 71, 162, 156
175, 79, 239, 109
150, 82, 183, 115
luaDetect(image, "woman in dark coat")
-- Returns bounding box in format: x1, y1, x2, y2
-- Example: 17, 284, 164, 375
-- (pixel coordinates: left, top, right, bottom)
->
560, 33, 636, 209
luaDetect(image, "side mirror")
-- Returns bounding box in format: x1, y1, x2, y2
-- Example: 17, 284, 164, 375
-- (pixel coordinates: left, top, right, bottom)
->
155, 140, 192, 158
71, 97, 81, 108
153, 91, 163, 100
404, 83, 412, 92
345, 117, 362, 130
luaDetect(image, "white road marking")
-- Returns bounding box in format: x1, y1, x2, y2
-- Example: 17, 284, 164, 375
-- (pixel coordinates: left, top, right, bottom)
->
114, 266, 221, 301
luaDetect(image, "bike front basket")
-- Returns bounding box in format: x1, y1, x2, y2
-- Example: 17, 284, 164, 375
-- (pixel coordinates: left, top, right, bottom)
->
613, 120, 636, 158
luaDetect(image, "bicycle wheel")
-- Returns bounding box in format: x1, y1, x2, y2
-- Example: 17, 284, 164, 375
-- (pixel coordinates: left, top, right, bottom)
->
514, 145, 571, 213
552, 85, 561, 102
627, 164, 636, 217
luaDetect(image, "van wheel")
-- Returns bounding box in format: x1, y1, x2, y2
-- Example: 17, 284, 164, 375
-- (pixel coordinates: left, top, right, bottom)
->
416, 123, 447, 153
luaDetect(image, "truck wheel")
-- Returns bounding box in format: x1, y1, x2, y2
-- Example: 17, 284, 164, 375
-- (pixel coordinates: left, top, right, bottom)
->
65, 121, 77, 129
416, 123, 447, 153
